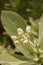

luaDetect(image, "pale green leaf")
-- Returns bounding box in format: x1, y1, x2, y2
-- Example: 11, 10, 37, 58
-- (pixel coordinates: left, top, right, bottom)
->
0, 50, 29, 65
0, 51, 18, 62
15, 43, 38, 62
1, 11, 27, 36
1, 63, 10, 65
19, 62, 36, 65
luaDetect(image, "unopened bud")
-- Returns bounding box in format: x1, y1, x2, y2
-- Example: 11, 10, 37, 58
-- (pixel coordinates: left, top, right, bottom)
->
26, 26, 31, 33
11, 36, 18, 40
14, 41, 19, 44
23, 39, 28, 44
17, 28, 24, 35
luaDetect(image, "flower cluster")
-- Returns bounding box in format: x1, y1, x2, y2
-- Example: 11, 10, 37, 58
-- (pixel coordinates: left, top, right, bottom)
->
11, 25, 37, 48
11, 26, 31, 44
11, 26, 37, 53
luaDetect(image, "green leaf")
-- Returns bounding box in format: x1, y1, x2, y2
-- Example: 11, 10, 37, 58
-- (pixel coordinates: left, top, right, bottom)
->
0, 51, 18, 62
19, 62, 36, 65
0, 49, 29, 65
39, 14, 43, 50
1, 11, 27, 36
15, 43, 38, 62
13, 54, 29, 61
1, 63, 10, 65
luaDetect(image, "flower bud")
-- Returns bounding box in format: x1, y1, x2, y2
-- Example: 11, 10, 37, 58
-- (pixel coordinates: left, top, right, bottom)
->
17, 28, 24, 35
17, 28, 24, 38
26, 26, 31, 33
11, 36, 18, 40
14, 40, 19, 44
23, 39, 28, 44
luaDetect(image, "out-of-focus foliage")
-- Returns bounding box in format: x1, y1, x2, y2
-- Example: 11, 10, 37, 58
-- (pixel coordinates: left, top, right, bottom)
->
0, 0, 43, 19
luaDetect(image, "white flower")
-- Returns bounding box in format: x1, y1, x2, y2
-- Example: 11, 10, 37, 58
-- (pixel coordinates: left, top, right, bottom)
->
11, 36, 18, 40
17, 28, 24, 35
23, 39, 28, 44
26, 26, 31, 33
14, 40, 19, 44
